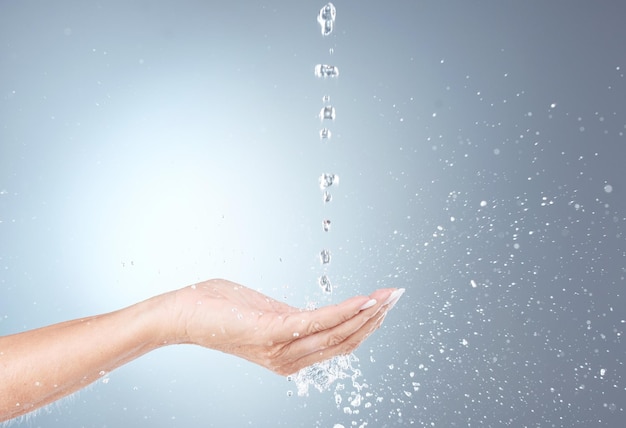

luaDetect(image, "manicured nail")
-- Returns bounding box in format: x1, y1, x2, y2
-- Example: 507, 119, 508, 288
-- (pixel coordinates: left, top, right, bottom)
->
359, 298, 378, 310
383, 288, 405, 307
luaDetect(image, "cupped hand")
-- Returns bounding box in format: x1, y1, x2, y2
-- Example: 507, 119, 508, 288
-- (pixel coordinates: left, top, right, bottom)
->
167, 279, 404, 375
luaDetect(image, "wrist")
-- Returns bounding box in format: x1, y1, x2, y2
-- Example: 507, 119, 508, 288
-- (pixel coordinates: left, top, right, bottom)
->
136, 291, 182, 348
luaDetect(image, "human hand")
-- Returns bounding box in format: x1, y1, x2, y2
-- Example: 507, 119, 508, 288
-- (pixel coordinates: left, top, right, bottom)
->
165, 279, 404, 375
0, 277, 403, 422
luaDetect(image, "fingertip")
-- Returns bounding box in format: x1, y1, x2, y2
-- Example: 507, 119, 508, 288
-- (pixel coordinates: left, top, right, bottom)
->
383, 288, 405, 306
359, 298, 377, 311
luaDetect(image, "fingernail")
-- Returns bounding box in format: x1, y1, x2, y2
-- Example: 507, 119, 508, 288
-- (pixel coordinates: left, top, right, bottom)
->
383, 288, 405, 307
359, 298, 377, 310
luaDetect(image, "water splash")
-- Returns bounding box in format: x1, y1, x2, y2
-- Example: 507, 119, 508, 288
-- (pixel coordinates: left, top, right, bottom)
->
294, 353, 361, 396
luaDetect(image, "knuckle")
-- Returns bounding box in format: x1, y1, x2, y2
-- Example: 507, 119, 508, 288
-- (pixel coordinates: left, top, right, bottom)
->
326, 333, 345, 348
307, 320, 325, 335
264, 344, 289, 366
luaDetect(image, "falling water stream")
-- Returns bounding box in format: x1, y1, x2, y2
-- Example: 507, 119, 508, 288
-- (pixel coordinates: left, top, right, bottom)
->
291, 5, 367, 411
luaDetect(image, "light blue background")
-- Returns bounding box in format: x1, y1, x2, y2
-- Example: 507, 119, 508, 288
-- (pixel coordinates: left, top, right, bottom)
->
1, 1, 625, 426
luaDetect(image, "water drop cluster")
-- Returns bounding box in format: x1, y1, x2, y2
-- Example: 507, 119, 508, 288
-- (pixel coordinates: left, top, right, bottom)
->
317, 2, 336, 36
315, 3, 339, 295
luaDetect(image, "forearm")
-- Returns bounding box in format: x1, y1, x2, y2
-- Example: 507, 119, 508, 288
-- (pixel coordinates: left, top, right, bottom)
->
0, 293, 172, 422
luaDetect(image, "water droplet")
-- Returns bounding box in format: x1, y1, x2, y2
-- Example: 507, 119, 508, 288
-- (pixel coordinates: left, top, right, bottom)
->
320, 105, 336, 121
322, 95, 331, 103
315, 64, 339, 78
319, 173, 339, 189
470, 279, 477, 288
323, 219, 331, 232
317, 3, 336, 36
323, 191, 333, 203
287, 390, 293, 397
319, 274, 332, 293
480, 200, 487, 207
231, 307, 244, 320
604, 184, 613, 193
319, 128, 332, 139
319, 249, 331, 265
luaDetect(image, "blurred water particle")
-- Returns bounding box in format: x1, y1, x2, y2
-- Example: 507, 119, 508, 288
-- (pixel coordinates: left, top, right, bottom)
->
318, 2, 336, 36
320, 105, 336, 121
315, 64, 340, 79
318, 274, 332, 293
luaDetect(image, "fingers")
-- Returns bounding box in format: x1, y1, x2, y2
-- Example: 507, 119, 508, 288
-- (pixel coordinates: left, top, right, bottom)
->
276, 308, 388, 376
271, 288, 405, 375
275, 292, 384, 343
286, 289, 395, 355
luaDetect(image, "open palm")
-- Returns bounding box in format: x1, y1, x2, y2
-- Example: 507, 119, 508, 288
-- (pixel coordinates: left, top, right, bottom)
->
171, 279, 402, 375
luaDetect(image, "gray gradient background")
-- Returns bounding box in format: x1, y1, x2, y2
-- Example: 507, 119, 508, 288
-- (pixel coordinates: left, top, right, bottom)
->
1, 1, 625, 427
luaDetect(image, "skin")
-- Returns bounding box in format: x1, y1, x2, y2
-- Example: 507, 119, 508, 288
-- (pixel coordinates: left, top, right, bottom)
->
0, 278, 404, 422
